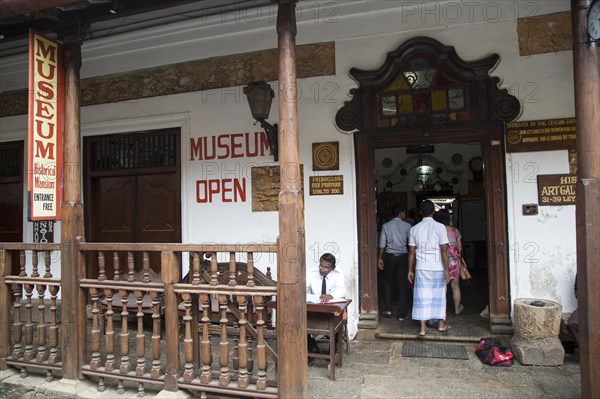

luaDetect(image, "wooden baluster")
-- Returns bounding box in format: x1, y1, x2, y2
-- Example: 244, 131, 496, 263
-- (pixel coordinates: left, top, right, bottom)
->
36, 284, 48, 362
19, 250, 26, 277
210, 252, 218, 286
43, 251, 52, 278
218, 294, 230, 385
23, 283, 34, 361
113, 252, 121, 281
90, 288, 101, 369
11, 283, 23, 359
142, 252, 150, 283
31, 251, 39, 278
232, 338, 239, 373
119, 289, 131, 374
199, 293, 212, 384
182, 293, 194, 382
192, 252, 201, 285
150, 292, 161, 379
127, 252, 135, 282
117, 380, 125, 395
246, 252, 255, 287
48, 286, 60, 364
228, 252, 236, 287
98, 251, 106, 281
134, 290, 146, 376
104, 289, 115, 372
237, 295, 249, 388
137, 382, 145, 398
255, 296, 267, 390
247, 337, 254, 373
98, 377, 105, 392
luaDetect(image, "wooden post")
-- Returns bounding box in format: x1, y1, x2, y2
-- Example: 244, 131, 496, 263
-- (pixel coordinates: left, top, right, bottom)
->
60, 33, 86, 380
0, 250, 12, 370
571, 1, 600, 397
162, 251, 180, 391
275, 2, 308, 398
354, 134, 379, 326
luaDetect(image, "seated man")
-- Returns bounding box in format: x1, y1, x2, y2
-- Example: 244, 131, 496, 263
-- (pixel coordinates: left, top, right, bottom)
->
567, 274, 579, 348
306, 253, 346, 360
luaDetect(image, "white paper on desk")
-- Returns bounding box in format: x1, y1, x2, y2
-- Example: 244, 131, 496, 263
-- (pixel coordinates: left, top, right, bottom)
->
326, 298, 347, 304
307, 295, 347, 304
307, 294, 320, 303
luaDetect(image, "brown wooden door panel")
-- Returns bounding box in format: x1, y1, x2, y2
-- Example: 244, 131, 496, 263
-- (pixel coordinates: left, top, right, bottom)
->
90, 176, 135, 242
0, 182, 23, 240
136, 173, 181, 273
136, 173, 181, 243
0, 141, 24, 274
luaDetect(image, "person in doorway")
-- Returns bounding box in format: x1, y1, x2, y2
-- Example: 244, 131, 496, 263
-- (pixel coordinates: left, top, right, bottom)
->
434, 209, 464, 315
378, 203, 412, 321
405, 208, 419, 226
567, 274, 579, 347
408, 200, 451, 337
306, 253, 346, 360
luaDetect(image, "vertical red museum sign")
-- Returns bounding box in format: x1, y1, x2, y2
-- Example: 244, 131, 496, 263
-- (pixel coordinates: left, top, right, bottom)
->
28, 30, 63, 220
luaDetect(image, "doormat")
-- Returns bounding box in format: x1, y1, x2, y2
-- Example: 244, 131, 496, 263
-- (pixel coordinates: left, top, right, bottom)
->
402, 341, 468, 360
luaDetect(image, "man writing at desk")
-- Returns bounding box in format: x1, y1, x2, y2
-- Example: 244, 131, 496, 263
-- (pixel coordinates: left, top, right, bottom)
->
307, 252, 346, 303
307, 253, 346, 358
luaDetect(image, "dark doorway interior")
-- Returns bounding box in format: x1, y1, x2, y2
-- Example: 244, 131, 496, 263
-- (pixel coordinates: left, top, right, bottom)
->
83, 129, 182, 277
375, 142, 490, 326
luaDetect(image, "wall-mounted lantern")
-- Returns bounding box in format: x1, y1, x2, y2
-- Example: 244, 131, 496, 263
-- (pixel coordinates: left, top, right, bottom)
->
243, 80, 278, 161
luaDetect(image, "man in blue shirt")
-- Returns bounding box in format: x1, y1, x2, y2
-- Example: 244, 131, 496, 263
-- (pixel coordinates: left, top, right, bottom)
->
378, 203, 412, 321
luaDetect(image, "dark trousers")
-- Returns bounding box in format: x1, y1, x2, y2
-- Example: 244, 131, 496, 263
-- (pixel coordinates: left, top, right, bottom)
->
567, 307, 579, 346
383, 253, 409, 318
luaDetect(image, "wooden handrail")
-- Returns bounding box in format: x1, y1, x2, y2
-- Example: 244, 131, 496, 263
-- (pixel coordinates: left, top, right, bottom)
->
77, 243, 278, 252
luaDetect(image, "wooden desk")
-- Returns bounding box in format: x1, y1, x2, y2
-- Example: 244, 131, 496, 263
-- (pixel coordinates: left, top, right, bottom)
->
306, 299, 351, 380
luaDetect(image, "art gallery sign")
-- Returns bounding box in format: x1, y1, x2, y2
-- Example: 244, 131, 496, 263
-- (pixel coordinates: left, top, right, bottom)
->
28, 30, 63, 220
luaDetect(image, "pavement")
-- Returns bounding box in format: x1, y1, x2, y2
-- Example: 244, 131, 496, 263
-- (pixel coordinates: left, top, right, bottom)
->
306, 338, 581, 399
1, 337, 581, 399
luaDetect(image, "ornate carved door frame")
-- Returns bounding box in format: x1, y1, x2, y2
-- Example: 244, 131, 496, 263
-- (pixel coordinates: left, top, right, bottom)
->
335, 37, 520, 331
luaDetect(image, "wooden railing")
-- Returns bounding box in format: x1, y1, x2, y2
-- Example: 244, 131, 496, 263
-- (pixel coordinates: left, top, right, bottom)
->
0, 241, 279, 398
0, 243, 62, 380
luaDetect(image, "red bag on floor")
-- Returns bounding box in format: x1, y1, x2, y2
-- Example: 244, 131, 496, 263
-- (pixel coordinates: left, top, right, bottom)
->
475, 337, 514, 367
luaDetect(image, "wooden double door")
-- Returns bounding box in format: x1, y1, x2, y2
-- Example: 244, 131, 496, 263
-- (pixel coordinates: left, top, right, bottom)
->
84, 129, 181, 276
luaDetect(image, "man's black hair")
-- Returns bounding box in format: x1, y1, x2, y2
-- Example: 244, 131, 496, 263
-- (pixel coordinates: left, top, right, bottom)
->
434, 209, 451, 226
419, 200, 435, 217
320, 252, 336, 267
391, 203, 406, 218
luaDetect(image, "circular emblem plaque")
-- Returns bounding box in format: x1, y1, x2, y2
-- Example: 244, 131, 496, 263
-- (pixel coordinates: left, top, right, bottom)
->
312, 142, 339, 171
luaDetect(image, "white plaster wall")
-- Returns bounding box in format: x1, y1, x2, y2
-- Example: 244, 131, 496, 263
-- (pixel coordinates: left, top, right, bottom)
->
506, 151, 577, 312
0, 0, 578, 323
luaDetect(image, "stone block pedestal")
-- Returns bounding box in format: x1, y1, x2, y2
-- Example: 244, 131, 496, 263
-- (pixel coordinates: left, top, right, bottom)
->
511, 298, 564, 366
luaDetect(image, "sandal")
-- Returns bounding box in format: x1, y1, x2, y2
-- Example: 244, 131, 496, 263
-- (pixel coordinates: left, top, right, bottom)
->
455, 304, 464, 315
381, 311, 392, 318
418, 331, 427, 338
438, 325, 453, 332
